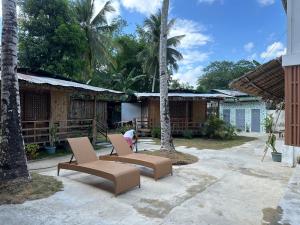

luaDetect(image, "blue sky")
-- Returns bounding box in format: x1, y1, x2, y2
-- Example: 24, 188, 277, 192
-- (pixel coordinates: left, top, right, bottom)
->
97, 0, 287, 86
0, 0, 287, 86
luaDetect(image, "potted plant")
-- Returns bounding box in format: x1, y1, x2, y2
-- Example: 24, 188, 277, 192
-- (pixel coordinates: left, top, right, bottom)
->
264, 115, 282, 162
45, 124, 58, 154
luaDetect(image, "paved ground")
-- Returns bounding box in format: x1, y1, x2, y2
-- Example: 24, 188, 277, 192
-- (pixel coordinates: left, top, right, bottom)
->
0, 135, 296, 225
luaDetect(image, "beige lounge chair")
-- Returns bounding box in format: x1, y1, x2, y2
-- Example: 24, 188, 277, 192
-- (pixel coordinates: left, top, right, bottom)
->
100, 134, 172, 180
57, 137, 140, 195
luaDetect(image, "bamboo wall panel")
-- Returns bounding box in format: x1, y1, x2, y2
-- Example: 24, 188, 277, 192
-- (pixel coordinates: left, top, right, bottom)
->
285, 66, 300, 146
69, 99, 107, 123
51, 90, 69, 122
22, 91, 50, 121
192, 100, 207, 123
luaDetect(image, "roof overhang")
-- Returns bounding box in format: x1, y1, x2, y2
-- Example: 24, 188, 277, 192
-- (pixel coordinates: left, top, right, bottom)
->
0, 73, 123, 96
282, 0, 287, 13
230, 58, 284, 102
134, 92, 231, 101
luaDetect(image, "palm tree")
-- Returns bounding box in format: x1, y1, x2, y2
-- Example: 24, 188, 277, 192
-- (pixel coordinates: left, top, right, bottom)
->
160, 0, 174, 151
138, 11, 184, 92
74, 0, 115, 81
0, 0, 30, 182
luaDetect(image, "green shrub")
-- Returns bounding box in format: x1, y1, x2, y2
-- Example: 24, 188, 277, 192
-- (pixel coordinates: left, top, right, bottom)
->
183, 130, 193, 139
25, 144, 39, 160
151, 127, 161, 138
202, 115, 237, 140
264, 114, 274, 133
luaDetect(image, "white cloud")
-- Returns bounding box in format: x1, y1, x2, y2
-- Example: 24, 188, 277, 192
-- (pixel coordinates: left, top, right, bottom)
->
93, 0, 121, 24
244, 42, 254, 52
181, 50, 209, 65
120, 0, 162, 15
257, 0, 275, 6
260, 41, 287, 59
173, 65, 204, 87
170, 19, 212, 49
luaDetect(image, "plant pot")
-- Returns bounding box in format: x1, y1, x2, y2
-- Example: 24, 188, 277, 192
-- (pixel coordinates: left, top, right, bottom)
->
45, 146, 56, 154
271, 152, 282, 162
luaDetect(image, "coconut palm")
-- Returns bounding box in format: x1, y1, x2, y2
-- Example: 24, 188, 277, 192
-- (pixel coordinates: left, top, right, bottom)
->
159, 0, 174, 151
74, 0, 115, 81
0, 0, 30, 182
138, 11, 184, 92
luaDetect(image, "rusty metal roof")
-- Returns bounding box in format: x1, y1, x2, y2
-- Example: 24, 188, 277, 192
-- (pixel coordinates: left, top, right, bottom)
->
0, 72, 122, 94
135, 92, 231, 99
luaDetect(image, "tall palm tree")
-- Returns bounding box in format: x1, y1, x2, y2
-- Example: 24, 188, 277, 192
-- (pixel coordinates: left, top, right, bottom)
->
160, 0, 174, 151
74, 0, 115, 81
138, 11, 184, 92
0, 0, 30, 182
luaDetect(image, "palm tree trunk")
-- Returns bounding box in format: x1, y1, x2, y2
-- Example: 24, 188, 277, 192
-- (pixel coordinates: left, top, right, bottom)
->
151, 65, 157, 93
0, 0, 30, 182
159, 0, 174, 151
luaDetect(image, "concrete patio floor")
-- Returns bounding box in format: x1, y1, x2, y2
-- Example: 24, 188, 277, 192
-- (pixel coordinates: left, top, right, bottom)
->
0, 135, 296, 225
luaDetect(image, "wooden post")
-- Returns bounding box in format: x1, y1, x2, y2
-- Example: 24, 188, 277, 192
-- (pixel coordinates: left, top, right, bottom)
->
92, 96, 97, 146
185, 101, 189, 130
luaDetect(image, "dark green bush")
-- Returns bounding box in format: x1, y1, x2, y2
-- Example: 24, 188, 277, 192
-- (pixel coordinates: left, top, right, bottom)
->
25, 143, 40, 160
202, 115, 237, 140
183, 130, 193, 139
151, 127, 161, 138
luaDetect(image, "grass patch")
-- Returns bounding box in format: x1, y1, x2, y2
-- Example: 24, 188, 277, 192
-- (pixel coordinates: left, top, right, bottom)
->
143, 150, 198, 165
0, 173, 63, 205
153, 136, 257, 150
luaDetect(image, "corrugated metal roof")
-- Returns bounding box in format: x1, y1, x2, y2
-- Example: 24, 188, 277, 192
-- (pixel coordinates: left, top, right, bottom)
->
135, 92, 230, 99
0, 73, 122, 94
211, 89, 249, 97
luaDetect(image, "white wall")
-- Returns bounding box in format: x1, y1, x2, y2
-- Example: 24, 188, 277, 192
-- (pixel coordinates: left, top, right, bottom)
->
283, 0, 300, 66
121, 103, 141, 122
267, 110, 285, 132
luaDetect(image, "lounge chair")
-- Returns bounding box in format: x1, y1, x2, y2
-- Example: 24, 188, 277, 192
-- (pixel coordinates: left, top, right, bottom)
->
57, 137, 140, 195
100, 134, 172, 180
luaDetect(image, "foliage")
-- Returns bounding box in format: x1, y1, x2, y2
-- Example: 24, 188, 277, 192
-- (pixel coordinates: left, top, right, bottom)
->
202, 115, 237, 140
18, 0, 87, 80
73, 0, 116, 81
197, 60, 260, 91
170, 79, 194, 90
151, 127, 161, 139
115, 125, 134, 134
25, 144, 39, 160
137, 10, 184, 92
49, 124, 59, 147
264, 114, 278, 153
264, 114, 274, 133
183, 130, 193, 139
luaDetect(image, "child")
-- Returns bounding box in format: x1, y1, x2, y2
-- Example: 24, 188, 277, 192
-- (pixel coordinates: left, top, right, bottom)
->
123, 129, 137, 149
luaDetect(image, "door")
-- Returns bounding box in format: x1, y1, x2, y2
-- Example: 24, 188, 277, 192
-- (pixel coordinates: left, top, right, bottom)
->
251, 109, 261, 132
223, 109, 231, 124
236, 109, 245, 131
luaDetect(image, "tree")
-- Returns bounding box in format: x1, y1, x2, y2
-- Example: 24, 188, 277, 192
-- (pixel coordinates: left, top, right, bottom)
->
160, 0, 174, 151
197, 60, 260, 91
0, 0, 30, 182
18, 0, 87, 80
74, 0, 115, 81
138, 11, 184, 92
170, 79, 194, 90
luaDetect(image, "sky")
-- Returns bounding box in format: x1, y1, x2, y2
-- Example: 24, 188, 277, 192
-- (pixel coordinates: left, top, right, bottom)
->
0, 0, 287, 87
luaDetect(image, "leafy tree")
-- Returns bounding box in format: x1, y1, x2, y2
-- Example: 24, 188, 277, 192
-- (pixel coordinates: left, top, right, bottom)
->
18, 0, 87, 80
74, 0, 115, 81
138, 11, 184, 92
197, 60, 260, 91
170, 79, 194, 90
1, 0, 30, 182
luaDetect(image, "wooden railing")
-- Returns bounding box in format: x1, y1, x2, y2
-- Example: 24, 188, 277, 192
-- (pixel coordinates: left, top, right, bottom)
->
22, 119, 94, 144
134, 117, 203, 135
